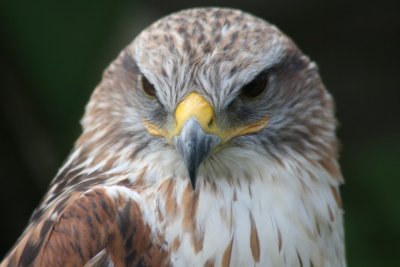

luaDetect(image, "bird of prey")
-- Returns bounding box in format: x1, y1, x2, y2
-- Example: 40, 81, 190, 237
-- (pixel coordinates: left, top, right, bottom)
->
1, 7, 346, 267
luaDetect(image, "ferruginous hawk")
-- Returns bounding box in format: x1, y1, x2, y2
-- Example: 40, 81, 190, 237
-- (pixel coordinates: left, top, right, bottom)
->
1, 7, 346, 267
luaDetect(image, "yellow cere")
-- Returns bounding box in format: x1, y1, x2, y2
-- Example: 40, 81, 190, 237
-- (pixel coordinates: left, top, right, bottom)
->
144, 92, 269, 142
174, 92, 218, 135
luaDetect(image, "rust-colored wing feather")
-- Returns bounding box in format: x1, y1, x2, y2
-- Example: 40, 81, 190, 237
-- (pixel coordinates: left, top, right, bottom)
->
1, 186, 155, 267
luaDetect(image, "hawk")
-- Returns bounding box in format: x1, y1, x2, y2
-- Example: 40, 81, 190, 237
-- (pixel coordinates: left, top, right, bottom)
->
1, 8, 346, 267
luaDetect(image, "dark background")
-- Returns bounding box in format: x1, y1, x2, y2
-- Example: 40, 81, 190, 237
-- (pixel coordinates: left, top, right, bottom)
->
0, 0, 399, 266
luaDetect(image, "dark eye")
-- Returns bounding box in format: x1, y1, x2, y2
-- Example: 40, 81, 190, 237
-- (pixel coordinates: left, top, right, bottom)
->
240, 71, 269, 98
141, 75, 156, 97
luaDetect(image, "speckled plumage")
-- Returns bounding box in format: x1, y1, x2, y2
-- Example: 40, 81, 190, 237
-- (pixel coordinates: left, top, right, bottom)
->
1, 8, 345, 267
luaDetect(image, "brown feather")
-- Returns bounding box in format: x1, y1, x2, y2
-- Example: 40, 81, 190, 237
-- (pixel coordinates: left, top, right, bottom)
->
1, 188, 152, 267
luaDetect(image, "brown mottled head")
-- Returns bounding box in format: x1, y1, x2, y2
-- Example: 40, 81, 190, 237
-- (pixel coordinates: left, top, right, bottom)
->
78, 7, 340, 186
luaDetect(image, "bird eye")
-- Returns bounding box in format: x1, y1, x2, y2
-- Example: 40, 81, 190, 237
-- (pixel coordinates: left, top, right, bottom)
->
240, 71, 269, 98
141, 75, 157, 97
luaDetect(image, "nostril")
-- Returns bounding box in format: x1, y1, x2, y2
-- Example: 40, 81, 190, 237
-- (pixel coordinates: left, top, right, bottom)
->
208, 117, 214, 128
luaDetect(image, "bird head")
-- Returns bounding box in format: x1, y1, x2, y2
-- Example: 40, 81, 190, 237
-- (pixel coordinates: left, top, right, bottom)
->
79, 8, 339, 190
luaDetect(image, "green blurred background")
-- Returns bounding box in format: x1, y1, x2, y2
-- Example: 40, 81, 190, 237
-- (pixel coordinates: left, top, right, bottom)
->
0, 0, 399, 266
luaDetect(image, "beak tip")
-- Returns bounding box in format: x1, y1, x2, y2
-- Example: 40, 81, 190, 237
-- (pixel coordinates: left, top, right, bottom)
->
188, 168, 197, 190
190, 177, 196, 190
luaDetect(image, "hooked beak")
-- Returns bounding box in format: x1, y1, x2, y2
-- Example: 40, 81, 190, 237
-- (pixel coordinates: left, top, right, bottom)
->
173, 119, 220, 189
143, 92, 269, 189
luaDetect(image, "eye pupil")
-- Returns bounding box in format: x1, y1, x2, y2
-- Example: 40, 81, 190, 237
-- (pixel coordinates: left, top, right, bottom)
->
141, 75, 156, 97
241, 72, 269, 98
